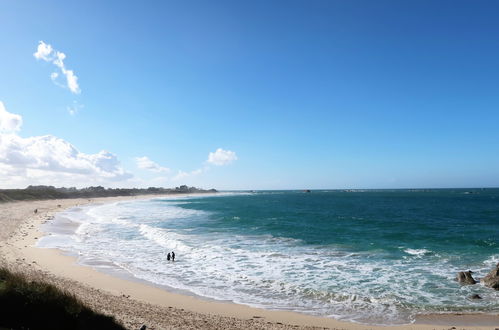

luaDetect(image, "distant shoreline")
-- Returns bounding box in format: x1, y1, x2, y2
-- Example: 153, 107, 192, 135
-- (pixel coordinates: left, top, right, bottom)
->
0, 185, 217, 203
1, 196, 498, 329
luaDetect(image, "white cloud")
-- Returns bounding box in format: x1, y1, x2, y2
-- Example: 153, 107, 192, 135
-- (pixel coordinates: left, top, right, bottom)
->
52, 51, 66, 69
33, 41, 81, 94
0, 102, 131, 187
0, 102, 22, 133
207, 148, 237, 166
0, 134, 131, 179
171, 148, 237, 182
33, 41, 54, 61
135, 156, 170, 173
64, 69, 80, 94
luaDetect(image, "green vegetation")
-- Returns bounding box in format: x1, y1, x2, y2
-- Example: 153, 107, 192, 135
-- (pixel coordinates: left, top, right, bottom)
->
0, 267, 125, 330
0, 185, 217, 202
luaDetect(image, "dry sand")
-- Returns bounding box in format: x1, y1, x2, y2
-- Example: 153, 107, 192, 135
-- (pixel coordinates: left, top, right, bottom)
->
0, 196, 498, 330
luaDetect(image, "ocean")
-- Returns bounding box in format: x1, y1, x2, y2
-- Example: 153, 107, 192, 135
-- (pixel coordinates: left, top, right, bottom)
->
37, 189, 499, 325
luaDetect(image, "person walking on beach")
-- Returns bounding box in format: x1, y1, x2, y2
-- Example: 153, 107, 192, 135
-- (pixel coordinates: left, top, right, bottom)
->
167, 252, 171, 261
171, 251, 175, 262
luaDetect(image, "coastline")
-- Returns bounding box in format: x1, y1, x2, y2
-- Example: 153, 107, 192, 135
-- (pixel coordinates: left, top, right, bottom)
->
0, 196, 498, 329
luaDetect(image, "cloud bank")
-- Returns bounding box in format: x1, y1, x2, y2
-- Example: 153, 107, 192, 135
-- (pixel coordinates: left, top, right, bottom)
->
0, 101, 131, 188
1, 100, 238, 188
34, 41, 81, 94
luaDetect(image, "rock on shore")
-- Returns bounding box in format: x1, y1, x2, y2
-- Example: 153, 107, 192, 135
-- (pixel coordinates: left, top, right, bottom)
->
481, 263, 499, 290
456, 271, 477, 285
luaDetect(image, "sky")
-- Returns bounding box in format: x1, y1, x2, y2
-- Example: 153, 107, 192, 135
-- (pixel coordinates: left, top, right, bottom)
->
1, 0, 499, 190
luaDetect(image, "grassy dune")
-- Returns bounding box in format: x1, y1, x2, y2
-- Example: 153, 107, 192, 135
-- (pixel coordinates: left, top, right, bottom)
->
0, 267, 125, 330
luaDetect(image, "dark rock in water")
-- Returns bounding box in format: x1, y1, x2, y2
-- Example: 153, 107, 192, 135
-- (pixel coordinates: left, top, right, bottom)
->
481, 263, 499, 290
469, 294, 482, 300
456, 271, 477, 285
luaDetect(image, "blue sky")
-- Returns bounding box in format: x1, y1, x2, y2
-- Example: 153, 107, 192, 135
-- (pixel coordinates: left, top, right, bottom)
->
1, 0, 498, 189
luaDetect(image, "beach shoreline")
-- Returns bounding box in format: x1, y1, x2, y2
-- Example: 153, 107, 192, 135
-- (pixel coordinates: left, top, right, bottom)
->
1, 196, 498, 329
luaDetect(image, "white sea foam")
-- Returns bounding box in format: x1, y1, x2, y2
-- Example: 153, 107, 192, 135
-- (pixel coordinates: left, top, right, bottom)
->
138, 224, 192, 252
483, 254, 499, 267
37, 196, 499, 325
403, 248, 431, 257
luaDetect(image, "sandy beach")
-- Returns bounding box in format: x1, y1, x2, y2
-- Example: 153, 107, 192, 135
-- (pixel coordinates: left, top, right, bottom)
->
0, 196, 498, 330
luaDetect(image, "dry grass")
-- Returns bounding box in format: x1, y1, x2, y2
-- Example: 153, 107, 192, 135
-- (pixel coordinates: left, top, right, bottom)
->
0, 267, 125, 330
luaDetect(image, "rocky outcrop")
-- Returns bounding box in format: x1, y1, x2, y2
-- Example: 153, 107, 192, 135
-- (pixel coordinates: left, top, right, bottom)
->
456, 271, 477, 285
481, 263, 499, 290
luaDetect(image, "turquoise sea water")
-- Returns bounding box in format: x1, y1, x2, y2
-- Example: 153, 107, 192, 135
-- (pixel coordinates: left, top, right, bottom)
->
39, 189, 499, 324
